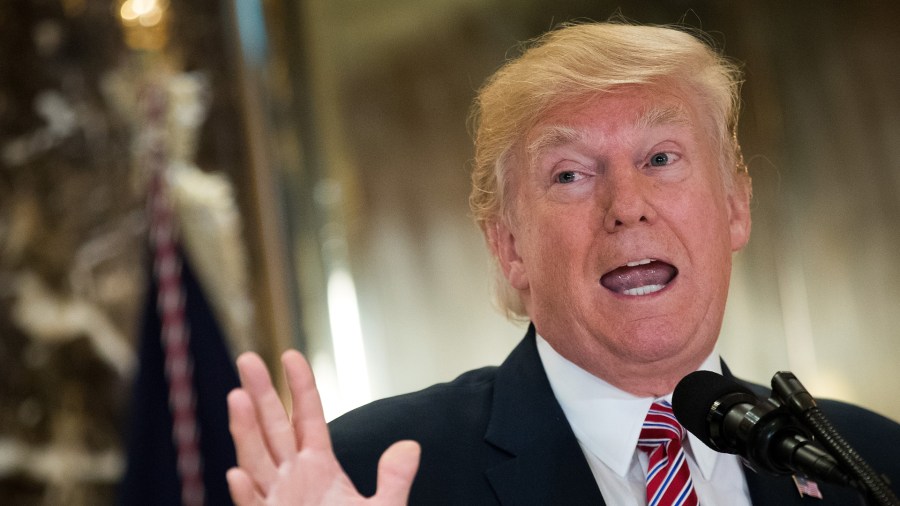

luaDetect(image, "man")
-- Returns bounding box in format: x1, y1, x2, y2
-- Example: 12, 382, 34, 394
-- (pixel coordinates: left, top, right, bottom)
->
226, 22, 900, 505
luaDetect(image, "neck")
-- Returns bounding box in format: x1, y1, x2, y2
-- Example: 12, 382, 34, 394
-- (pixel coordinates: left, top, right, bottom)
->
559, 342, 712, 397
605, 369, 689, 397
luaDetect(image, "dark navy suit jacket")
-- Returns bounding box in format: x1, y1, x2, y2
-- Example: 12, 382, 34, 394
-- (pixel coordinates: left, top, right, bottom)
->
330, 326, 900, 505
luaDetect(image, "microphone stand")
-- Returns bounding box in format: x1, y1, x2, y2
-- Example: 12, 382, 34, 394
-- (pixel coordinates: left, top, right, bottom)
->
771, 372, 900, 506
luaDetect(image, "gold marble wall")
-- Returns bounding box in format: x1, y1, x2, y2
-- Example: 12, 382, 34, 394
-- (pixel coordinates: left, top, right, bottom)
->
0, 0, 272, 503
1, 2, 137, 503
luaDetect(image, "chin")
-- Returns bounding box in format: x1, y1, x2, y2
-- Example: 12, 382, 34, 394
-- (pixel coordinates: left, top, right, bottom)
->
616, 328, 698, 362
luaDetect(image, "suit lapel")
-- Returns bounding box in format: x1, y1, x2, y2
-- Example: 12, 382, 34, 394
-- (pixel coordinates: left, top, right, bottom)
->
743, 462, 863, 505
480, 338, 870, 505
483, 326, 606, 505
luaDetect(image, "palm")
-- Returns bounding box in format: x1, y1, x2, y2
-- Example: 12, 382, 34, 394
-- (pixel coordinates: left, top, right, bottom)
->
266, 445, 360, 504
227, 350, 420, 506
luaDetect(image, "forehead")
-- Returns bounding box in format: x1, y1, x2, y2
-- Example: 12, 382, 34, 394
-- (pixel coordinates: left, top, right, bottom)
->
524, 85, 703, 156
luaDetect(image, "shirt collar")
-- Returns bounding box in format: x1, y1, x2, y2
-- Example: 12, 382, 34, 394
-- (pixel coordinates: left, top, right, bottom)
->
535, 334, 723, 480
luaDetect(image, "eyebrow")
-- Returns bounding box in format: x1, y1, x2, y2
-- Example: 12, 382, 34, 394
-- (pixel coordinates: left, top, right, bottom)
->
635, 104, 691, 131
525, 104, 691, 164
525, 125, 583, 164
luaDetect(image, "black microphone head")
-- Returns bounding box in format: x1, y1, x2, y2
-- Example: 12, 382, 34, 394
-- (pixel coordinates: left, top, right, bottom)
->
672, 370, 757, 449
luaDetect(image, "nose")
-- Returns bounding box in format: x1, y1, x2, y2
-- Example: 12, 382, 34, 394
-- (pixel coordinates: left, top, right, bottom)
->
601, 164, 655, 233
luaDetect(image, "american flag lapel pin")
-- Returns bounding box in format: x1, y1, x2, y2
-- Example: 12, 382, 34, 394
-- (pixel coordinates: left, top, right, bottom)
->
793, 475, 824, 499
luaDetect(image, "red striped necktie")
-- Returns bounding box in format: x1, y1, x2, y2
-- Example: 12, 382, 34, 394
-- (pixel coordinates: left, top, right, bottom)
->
637, 401, 700, 506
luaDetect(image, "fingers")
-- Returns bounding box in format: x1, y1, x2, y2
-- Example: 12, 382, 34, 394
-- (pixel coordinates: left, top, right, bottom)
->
373, 440, 421, 505
236, 352, 299, 464
281, 349, 333, 453
227, 388, 278, 491
232, 349, 421, 505
226, 467, 263, 506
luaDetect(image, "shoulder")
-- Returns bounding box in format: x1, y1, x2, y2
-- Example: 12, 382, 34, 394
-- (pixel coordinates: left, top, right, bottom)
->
736, 376, 900, 444
329, 365, 499, 443
328, 366, 505, 498
816, 397, 899, 431
736, 375, 900, 480
815, 398, 900, 479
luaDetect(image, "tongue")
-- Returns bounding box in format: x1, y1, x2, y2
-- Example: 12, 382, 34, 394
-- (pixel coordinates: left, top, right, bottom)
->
600, 261, 677, 293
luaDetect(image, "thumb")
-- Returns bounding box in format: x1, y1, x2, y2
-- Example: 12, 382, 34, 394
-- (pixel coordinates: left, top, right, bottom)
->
373, 440, 421, 504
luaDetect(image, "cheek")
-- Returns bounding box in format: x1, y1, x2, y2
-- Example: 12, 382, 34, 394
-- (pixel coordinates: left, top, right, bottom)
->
529, 228, 593, 297
696, 202, 737, 275
681, 183, 733, 240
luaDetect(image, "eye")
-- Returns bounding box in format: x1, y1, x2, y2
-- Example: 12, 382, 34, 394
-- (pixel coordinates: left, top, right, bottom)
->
556, 171, 579, 184
649, 152, 671, 167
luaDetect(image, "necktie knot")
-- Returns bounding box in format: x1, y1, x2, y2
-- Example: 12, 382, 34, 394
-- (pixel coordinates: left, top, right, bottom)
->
638, 400, 699, 506
638, 400, 687, 453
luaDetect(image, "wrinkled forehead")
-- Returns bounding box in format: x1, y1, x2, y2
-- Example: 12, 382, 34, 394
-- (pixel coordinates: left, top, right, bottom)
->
526, 103, 692, 160
522, 85, 702, 162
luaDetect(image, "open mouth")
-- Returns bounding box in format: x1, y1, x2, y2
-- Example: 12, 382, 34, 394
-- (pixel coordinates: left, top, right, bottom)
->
599, 259, 678, 296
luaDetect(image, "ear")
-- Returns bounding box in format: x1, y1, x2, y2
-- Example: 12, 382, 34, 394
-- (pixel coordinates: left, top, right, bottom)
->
487, 220, 529, 290
727, 173, 752, 252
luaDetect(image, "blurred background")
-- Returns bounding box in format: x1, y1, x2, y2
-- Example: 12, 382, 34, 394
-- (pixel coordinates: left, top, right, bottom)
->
1, 0, 899, 504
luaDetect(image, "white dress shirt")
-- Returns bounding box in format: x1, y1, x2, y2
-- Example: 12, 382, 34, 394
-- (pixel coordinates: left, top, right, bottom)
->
536, 336, 753, 506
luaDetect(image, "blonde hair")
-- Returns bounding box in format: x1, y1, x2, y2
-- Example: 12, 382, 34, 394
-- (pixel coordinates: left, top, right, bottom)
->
469, 21, 746, 319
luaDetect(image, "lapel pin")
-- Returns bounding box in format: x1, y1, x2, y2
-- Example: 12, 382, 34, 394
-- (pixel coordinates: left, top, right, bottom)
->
793, 475, 824, 499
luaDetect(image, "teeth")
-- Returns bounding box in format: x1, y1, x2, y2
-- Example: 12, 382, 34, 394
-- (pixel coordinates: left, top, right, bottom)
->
623, 284, 664, 296
625, 259, 654, 267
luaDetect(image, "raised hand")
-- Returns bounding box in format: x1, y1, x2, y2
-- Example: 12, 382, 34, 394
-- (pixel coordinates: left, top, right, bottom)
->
226, 350, 421, 505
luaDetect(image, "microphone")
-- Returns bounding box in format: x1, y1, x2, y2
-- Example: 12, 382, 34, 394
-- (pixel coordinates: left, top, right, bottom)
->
672, 370, 853, 486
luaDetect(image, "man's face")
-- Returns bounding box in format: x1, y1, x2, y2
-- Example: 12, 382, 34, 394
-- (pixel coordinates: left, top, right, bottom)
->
490, 85, 751, 394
